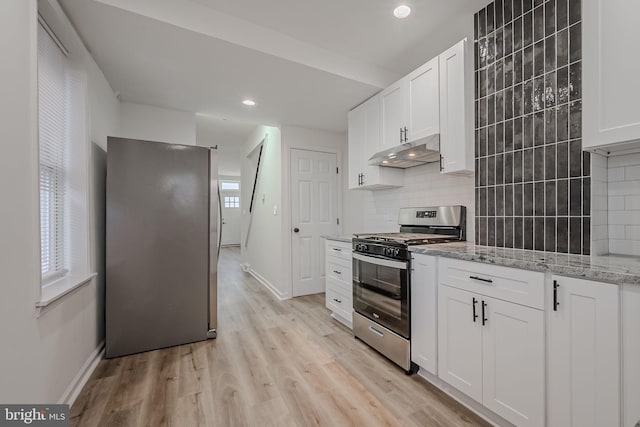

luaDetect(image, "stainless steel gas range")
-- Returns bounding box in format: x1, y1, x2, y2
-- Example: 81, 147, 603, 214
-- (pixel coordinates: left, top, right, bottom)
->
352, 205, 466, 374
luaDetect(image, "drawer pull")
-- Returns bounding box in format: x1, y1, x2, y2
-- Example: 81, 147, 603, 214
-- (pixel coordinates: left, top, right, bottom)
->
333, 298, 342, 304
332, 248, 342, 252
369, 326, 384, 337
333, 270, 342, 275
470, 275, 493, 284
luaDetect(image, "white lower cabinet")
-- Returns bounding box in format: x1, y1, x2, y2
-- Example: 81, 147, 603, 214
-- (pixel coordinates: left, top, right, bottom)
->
438, 285, 544, 427
547, 275, 620, 427
482, 296, 544, 427
437, 285, 483, 402
324, 239, 353, 327
410, 254, 438, 375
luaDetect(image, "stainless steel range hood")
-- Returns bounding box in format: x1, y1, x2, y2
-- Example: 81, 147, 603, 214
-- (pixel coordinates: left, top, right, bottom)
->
368, 133, 440, 168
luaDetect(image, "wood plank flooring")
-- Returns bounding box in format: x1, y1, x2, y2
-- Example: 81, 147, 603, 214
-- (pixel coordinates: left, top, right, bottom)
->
71, 247, 489, 427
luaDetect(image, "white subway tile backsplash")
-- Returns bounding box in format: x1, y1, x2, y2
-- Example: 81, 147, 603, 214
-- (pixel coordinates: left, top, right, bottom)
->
609, 180, 640, 196
626, 165, 640, 181
625, 195, 640, 210
362, 162, 475, 239
610, 239, 640, 256
608, 152, 640, 168
605, 153, 640, 256
608, 167, 625, 182
609, 224, 626, 240
608, 196, 625, 211
609, 211, 640, 225
626, 225, 640, 240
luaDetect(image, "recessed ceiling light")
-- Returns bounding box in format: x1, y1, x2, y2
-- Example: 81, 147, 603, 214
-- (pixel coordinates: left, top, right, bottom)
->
382, 160, 389, 164
393, 5, 411, 18
242, 99, 256, 106
408, 152, 416, 157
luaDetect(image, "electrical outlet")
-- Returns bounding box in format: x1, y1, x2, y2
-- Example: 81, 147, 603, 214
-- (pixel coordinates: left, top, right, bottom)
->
273, 205, 277, 215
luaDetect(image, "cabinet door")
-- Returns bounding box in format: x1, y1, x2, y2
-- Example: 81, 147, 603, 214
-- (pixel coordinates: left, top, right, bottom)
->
411, 254, 437, 374
547, 276, 620, 427
347, 104, 365, 190
438, 285, 483, 403
406, 57, 439, 143
380, 80, 406, 151
583, 0, 640, 151
439, 39, 472, 174
482, 297, 544, 427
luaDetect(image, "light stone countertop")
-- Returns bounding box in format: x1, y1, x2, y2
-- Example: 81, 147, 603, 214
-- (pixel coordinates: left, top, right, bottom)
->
409, 242, 640, 285
322, 235, 353, 244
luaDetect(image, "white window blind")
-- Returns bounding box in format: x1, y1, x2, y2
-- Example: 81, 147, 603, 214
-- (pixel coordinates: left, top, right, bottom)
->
38, 22, 69, 281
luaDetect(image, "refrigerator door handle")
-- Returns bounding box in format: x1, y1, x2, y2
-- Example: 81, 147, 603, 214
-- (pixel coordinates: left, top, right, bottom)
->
218, 184, 222, 259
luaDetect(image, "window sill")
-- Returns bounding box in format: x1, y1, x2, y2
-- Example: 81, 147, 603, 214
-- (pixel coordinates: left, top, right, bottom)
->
36, 272, 97, 309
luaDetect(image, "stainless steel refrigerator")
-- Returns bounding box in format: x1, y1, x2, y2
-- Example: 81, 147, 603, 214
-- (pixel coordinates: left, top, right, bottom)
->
105, 137, 218, 358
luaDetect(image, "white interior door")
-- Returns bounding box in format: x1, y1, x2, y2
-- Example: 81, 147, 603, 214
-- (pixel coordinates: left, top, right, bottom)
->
220, 188, 241, 246
291, 149, 338, 297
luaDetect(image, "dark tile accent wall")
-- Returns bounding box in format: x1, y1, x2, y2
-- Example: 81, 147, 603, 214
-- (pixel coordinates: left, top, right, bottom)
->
474, 0, 590, 255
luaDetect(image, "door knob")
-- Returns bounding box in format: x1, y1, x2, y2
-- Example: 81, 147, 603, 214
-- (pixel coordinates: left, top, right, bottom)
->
293, 227, 300, 233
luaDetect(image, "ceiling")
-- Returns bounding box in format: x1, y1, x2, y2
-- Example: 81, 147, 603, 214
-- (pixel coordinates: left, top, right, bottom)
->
59, 0, 486, 149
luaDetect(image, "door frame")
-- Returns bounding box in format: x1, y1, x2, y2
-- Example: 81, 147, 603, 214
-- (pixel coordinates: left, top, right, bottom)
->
283, 145, 343, 299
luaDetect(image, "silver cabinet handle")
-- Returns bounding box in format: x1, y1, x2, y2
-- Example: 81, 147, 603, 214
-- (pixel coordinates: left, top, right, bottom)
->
369, 326, 384, 337
333, 298, 342, 303
332, 248, 342, 252
333, 270, 342, 275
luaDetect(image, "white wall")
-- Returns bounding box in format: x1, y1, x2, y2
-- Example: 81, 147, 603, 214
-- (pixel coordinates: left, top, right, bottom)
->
119, 102, 196, 146
0, 0, 119, 404
240, 126, 285, 297
358, 163, 476, 239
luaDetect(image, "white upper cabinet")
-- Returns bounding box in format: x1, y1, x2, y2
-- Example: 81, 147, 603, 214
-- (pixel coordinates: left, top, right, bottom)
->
439, 39, 473, 174
380, 81, 407, 151
348, 96, 403, 190
547, 275, 620, 427
583, 0, 640, 153
406, 57, 440, 143
380, 58, 439, 151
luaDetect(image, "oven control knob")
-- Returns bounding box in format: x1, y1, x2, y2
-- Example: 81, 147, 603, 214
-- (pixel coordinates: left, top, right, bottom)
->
387, 248, 394, 256
362, 245, 369, 251
394, 248, 401, 256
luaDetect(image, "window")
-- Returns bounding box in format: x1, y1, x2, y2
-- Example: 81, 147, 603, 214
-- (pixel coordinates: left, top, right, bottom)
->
38, 18, 89, 287
220, 181, 240, 191
224, 196, 240, 208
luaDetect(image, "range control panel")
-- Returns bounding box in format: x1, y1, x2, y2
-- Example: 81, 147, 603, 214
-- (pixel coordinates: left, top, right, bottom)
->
416, 210, 437, 218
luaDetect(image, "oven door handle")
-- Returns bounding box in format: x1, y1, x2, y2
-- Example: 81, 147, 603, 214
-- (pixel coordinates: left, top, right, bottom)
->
355, 281, 402, 300
353, 253, 408, 270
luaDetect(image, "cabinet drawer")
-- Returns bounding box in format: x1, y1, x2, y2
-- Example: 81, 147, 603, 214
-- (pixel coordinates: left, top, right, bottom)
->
438, 258, 544, 309
326, 257, 351, 284
326, 279, 352, 320
326, 241, 352, 262
326, 277, 352, 301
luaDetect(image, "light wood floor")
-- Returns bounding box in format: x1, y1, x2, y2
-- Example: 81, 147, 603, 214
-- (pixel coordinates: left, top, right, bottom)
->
71, 247, 489, 427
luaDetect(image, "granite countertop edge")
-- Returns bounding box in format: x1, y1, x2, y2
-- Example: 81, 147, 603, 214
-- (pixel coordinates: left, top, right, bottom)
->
409, 243, 640, 286
322, 235, 353, 244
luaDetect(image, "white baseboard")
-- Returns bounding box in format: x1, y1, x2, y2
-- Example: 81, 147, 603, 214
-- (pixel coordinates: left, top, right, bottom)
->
416, 369, 513, 427
59, 341, 104, 407
249, 269, 290, 300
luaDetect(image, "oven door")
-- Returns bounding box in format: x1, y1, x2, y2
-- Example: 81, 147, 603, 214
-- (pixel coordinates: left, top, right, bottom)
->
352, 252, 409, 338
